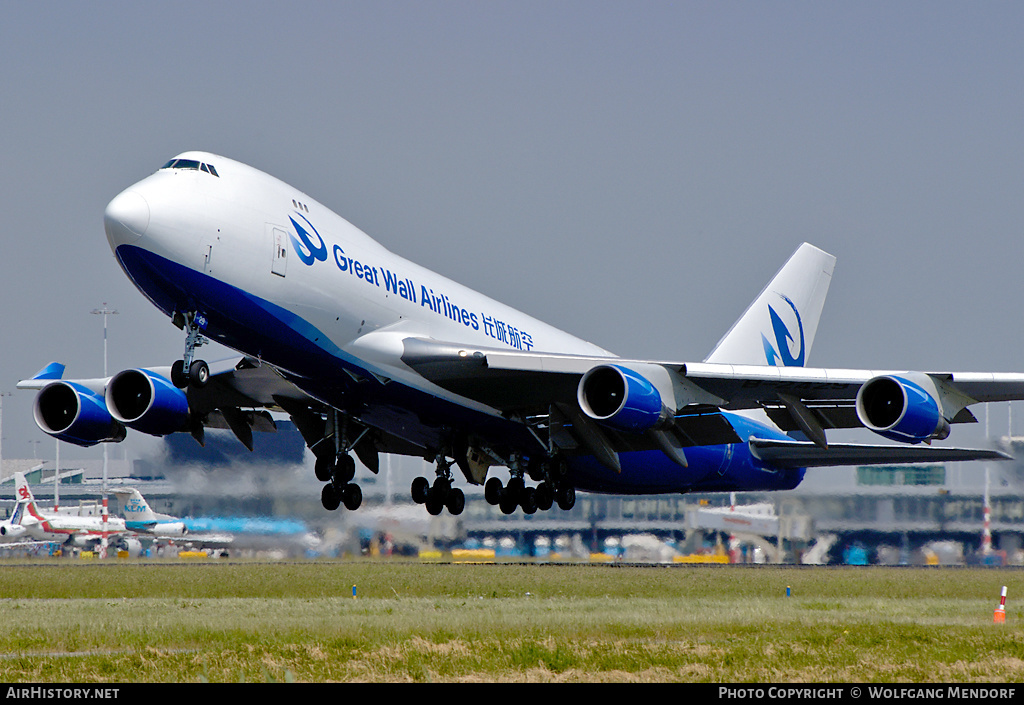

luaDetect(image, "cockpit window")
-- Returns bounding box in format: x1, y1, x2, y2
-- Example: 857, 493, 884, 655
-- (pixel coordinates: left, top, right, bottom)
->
160, 159, 219, 176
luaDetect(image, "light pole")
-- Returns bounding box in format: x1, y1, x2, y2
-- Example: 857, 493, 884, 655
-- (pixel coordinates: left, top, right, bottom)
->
0, 392, 9, 481
90, 304, 118, 494
91, 303, 118, 558
54, 438, 60, 510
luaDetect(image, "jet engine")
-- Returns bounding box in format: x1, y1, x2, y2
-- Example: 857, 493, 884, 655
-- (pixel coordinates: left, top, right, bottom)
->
0, 524, 26, 539
151, 522, 187, 537
105, 368, 189, 436
119, 537, 143, 557
855, 375, 950, 444
33, 381, 127, 447
577, 364, 670, 432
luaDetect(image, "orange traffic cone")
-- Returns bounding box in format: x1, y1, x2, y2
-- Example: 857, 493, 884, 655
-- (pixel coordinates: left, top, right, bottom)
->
994, 586, 1007, 624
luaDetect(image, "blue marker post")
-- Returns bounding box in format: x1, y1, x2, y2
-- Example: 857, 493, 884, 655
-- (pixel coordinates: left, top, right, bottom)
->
352, 585, 357, 599
786, 586, 791, 597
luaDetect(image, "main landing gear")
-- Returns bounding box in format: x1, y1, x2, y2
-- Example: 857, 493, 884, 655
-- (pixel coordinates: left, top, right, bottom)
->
318, 453, 363, 511
484, 457, 575, 515
410, 451, 576, 517
170, 311, 210, 389
411, 455, 465, 516
315, 411, 366, 512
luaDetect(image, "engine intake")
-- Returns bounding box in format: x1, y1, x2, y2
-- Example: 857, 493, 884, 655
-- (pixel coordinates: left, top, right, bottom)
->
855, 375, 950, 444
577, 364, 669, 432
33, 381, 126, 447
106, 369, 189, 436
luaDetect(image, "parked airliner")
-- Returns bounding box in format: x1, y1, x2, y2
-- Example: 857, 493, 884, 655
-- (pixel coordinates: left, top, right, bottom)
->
18, 152, 1024, 517
112, 488, 318, 555
2, 473, 127, 547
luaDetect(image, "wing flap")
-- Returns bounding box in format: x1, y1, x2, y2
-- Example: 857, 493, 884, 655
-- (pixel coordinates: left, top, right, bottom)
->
749, 437, 1010, 469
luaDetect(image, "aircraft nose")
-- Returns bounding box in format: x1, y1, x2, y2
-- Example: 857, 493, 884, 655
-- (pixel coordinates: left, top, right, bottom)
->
104, 189, 150, 248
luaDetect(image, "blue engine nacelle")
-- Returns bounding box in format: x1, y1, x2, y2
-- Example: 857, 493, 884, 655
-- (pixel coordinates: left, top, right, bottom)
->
105, 368, 190, 436
33, 381, 127, 447
577, 364, 669, 432
855, 375, 951, 444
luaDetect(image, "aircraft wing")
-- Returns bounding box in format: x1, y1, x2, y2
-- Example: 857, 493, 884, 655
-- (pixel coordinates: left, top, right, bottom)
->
400, 337, 1024, 456
405, 339, 1024, 410
18, 357, 318, 451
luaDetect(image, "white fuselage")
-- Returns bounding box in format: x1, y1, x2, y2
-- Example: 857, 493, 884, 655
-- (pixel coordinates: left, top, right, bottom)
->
105, 152, 614, 417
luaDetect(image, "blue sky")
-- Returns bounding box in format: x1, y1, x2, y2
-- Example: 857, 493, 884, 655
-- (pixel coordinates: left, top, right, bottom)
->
1, 1, 1022, 461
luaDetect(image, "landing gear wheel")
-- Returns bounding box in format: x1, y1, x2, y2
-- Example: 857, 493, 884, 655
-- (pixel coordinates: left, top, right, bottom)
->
445, 488, 465, 516
336, 454, 356, 484
431, 476, 451, 497
499, 493, 518, 515
188, 360, 210, 388
425, 491, 445, 516
315, 455, 333, 482
556, 486, 576, 511
520, 486, 538, 515
171, 360, 187, 389
411, 477, 430, 504
505, 477, 524, 505
484, 477, 503, 505
321, 483, 341, 511
342, 483, 362, 511
535, 482, 554, 511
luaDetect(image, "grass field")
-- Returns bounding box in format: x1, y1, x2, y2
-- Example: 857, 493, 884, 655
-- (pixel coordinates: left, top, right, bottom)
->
0, 560, 1020, 682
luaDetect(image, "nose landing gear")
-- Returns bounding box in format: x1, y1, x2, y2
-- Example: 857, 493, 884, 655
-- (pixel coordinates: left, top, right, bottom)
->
170, 311, 210, 389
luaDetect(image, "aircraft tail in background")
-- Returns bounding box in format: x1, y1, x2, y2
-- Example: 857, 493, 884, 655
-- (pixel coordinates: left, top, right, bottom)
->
113, 488, 187, 536
14, 472, 37, 509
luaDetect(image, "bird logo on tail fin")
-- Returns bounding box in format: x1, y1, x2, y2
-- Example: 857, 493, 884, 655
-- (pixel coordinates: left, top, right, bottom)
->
762, 294, 805, 367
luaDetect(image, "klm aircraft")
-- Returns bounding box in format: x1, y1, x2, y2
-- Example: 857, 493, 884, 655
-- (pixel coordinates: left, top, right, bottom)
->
18, 152, 1024, 517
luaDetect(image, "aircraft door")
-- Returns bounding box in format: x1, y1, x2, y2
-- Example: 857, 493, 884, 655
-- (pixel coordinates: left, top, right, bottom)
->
269, 224, 288, 277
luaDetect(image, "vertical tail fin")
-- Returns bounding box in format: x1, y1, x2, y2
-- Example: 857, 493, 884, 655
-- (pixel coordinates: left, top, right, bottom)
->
13, 473, 43, 522
114, 488, 162, 523
14, 473, 35, 504
705, 243, 835, 367
9, 501, 25, 527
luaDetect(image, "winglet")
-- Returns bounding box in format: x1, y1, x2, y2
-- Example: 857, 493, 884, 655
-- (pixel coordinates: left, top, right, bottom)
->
705, 243, 835, 367
31, 362, 65, 381
16, 362, 67, 391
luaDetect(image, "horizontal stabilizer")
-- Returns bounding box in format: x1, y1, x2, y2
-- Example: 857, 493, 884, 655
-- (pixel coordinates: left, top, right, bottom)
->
749, 437, 1010, 468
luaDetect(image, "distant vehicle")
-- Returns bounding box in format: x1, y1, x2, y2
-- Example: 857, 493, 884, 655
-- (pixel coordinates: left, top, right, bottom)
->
843, 543, 869, 566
